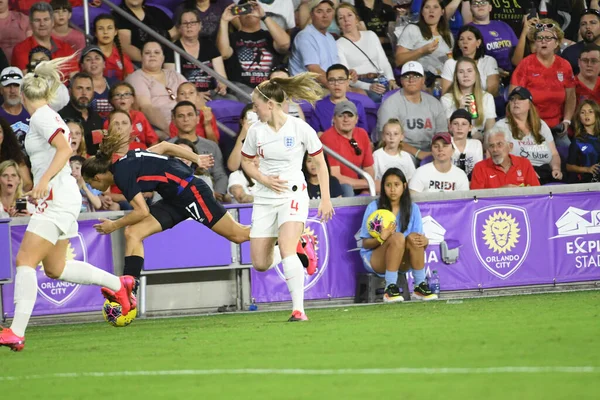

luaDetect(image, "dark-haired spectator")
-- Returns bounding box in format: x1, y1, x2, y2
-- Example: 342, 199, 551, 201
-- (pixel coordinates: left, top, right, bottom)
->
59, 72, 104, 155
115, 0, 177, 64
441, 25, 499, 96
561, 9, 600, 75
125, 40, 187, 139
0, 67, 30, 151
471, 128, 540, 189
217, 1, 289, 94
466, 0, 518, 74
174, 9, 233, 102
289, 0, 341, 86
93, 13, 134, 82
0, 117, 32, 191
377, 61, 447, 165
302, 151, 343, 199
168, 101, 230, 201
0, 0, 31, 62
320, 100, 375, 196
309, 63, 368, 134
510, 20, 576, 148
168, 82, 219, 142
395, 0, 453, 82
335, 3, 397, 103
50, 0, 85, 52
11, 2, 75, 73
566, 100, 600, 183
103, 82, 159, 150
494, 86, 562, 185
80, 45, 113, 120
174, 0, 235, 41
574, 44, 600, 106
409, 132, 469, 193
26, 46, 69, 110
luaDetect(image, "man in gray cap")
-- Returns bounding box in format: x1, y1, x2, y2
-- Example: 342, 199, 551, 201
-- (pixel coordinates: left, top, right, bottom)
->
0, 67, 30, 152
320, 100, 376, 196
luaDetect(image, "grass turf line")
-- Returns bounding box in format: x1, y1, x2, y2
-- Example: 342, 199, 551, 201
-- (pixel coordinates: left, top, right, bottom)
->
1, 291, 599, 400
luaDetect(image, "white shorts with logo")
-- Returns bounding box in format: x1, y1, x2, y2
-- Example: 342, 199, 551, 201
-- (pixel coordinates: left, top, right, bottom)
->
26, 177, 82, 245
250, 191, 309, 238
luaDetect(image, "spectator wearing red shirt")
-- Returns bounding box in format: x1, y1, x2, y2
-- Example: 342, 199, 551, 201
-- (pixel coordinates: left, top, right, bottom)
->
574, 44, 600, 107
93, 13, 134, 83
510, 20, 576, 148
105, 81, 159, 150
50, 0, 85, 52
0, 0, 31, 62
168, 81, 220, 142
320, 100, 375, 196
11, 2, 76, 74
471, 128, 540, 189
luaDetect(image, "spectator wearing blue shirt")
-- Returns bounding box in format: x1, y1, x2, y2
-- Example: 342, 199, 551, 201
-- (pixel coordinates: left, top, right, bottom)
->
359, 167, 437, 302
289, 0, 341, 86
309, 64, 369, 134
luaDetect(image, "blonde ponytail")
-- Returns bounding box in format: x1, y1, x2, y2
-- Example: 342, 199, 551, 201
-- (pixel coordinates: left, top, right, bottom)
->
21, 53, 76, 104
255, 72, 324, 106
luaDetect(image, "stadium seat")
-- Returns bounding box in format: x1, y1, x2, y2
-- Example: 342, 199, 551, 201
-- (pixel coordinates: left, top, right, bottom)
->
420, 155, 433, 165
71, 5, 112, 30
297, 100, 314, 124
355, 272, 410, 303
208, 99, 247, 169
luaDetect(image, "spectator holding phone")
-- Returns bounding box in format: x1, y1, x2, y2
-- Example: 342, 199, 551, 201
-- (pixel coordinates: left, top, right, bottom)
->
0, 160, 35, 218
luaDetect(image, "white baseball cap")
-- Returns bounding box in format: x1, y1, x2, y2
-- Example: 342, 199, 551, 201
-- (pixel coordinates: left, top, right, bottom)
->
0, 67, 23, 87
400, 61, 424, 76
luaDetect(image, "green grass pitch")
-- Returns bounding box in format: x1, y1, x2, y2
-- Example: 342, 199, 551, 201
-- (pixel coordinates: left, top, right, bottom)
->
1, 291, 599, 399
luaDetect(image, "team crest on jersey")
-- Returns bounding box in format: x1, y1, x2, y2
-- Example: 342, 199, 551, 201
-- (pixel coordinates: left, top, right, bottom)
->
136, 122, 143, 132
557, 72, 563, 82
283, 136, 295, 148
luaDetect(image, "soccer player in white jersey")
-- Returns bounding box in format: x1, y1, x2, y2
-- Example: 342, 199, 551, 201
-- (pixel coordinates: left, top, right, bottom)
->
0, 56, 136, 352
241, 72, 335, 322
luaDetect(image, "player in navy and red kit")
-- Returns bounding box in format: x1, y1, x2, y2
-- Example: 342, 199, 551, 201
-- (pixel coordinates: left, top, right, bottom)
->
81, 130, 250, 297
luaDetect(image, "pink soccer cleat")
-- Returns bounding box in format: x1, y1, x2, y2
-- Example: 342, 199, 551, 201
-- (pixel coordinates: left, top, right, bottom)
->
287, 310, 308, 322
297, 234, 318, 276
101, 276, 137, 316
0, 327, 25, 352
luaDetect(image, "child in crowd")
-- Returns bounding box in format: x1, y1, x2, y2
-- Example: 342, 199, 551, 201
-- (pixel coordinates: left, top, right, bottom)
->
67, 119, 87, 157
93, 13, 134, 83
302, 152, 343, 200
448, 109, 483, 177
372, 118, 415, 182
70, 155, 102, 213
566, 100, 600, 183
51, 0, 86, 52
359, 168, 435, 302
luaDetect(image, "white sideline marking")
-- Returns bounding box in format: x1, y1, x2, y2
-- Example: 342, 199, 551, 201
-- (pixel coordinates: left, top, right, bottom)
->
0, 367, 598, 381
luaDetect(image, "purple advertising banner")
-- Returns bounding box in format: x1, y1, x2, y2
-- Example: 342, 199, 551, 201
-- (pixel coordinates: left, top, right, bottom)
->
0, 220, 11, 281
1, 220, 115, 317
250, 192, 600, 303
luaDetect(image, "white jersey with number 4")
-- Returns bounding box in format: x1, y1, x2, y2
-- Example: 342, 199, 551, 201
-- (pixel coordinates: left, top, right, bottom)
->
25, 104, 81, 230
241, 116, 323, 202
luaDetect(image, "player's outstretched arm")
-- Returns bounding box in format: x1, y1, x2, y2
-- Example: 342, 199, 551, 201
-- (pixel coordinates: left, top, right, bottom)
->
311, 151, 334, 222
148, 142, 214, 169
94, 193, 149, 234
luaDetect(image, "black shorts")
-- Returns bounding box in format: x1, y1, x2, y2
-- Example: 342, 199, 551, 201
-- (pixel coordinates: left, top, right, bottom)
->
149, 177, 227, 231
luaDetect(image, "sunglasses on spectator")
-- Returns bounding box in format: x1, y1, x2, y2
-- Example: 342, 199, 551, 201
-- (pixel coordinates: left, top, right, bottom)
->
535, 23, 555, 30
579, 57, 600, 65
535, 35, 557, 42
112, 92, 133, 99
349, 138, 362, 156
63, 117, 83, 124
166, 87, 176, 101
471, 1, 489, 7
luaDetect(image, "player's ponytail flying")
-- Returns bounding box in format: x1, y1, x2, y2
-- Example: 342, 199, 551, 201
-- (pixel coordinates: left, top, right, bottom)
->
21, 54, 75, 104
255, 72, 324, 106
81, 122, 130, 181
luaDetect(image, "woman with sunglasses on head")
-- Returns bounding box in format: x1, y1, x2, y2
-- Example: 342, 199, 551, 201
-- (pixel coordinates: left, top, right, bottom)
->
0, 56, 137, 352
241, 72, 334, 322
125, 40, 187, 140
510, 19, 576, 148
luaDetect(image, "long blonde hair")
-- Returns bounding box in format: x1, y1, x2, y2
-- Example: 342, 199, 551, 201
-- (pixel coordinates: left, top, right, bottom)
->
449, 57, 485, 127
21, 54, 76, 104
254, 72, 324, 106
0, 160, 25, 207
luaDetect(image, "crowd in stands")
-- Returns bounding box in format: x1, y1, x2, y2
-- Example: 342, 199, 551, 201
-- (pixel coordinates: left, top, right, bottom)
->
0, 0, 599, 219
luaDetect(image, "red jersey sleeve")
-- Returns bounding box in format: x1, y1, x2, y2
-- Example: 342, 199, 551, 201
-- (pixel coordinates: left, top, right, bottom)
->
510, 56, 529, 88
560, 58, 576, 88
469, 162, 486, 190
141, 115, 159, 146
319, 128, 341, 167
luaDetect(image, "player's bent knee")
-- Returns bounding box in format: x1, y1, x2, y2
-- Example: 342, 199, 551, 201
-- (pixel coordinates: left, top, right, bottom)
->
252, 262, 271, 272
124, 225, 140, 242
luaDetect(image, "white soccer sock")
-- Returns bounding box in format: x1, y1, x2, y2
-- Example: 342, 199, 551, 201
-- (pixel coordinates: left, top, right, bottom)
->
58, 260, 121, 291
282, 255, 305, 313
268, 245, 283, 270
10, 266, 38, 337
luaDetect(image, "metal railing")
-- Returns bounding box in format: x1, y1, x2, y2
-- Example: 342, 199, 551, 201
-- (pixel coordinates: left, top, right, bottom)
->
85, 0, 376, 194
